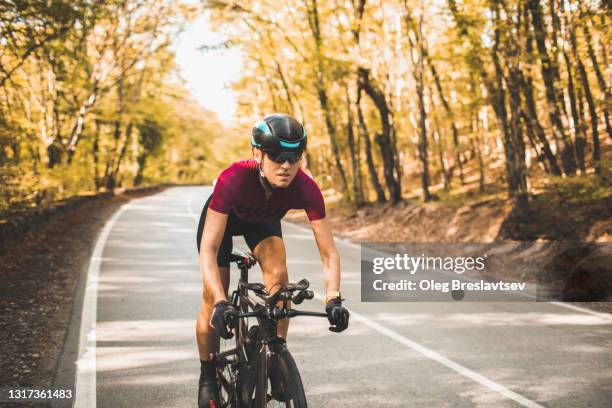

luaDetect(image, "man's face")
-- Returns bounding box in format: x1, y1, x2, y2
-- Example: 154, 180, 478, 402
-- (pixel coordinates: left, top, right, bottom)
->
253, 148, 301, 188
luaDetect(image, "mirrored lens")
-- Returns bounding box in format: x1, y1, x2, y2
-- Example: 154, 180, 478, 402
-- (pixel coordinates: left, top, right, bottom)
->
265, 150, 302, 164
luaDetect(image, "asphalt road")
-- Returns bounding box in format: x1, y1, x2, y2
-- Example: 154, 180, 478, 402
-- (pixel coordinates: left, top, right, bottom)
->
72, 186, 612, 407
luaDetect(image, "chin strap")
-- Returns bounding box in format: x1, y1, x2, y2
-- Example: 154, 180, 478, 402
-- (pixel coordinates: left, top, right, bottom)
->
257, 154, 279, 193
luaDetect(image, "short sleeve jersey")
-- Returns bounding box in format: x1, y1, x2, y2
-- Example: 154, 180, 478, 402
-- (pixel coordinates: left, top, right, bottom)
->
208, 159, 326, 223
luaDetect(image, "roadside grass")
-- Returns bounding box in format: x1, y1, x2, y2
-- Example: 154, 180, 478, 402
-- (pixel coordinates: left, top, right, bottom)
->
542, 173, 611, 205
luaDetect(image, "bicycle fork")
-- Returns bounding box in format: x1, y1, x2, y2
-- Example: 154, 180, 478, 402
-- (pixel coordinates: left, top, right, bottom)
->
255, 343, 269, 407
238, 340, 268, 406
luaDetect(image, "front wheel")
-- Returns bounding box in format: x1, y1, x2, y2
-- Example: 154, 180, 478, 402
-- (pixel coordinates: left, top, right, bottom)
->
266, 347, 307, 408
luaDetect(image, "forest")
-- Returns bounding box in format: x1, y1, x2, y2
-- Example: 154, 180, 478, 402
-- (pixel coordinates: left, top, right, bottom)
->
1, 0, 610, 215
0, 1, 224, 214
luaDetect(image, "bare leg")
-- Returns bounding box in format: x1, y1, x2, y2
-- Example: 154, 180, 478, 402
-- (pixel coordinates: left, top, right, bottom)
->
196, 266, 230, 360
253, 236, 290, 338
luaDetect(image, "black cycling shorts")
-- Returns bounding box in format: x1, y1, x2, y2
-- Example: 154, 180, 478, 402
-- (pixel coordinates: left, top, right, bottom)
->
196, 194, 283, 267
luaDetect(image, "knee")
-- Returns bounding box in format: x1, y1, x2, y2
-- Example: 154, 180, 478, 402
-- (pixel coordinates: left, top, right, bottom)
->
266, 266, 288, 287
196, 301, 213, 335
198, 288, 214, 319
196, 316, 212, 336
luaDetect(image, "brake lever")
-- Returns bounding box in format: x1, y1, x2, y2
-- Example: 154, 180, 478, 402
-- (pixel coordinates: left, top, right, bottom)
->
297, 278, 310, 290
301, 289, 314, 300
292, 289, 314, 304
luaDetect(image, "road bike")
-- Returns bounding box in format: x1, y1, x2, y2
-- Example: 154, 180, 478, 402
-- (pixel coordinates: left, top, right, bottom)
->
215, 249, 327, 407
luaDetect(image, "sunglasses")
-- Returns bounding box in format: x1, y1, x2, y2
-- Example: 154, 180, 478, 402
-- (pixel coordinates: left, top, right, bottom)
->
264, 149, 303, 164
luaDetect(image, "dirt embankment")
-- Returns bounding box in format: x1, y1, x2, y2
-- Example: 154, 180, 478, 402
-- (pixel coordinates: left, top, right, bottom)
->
288, 193, 611, 243
0, 186, 166, 395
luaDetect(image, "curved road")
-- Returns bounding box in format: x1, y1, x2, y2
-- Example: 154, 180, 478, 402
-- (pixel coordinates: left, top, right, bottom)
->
67, 186, 611, 407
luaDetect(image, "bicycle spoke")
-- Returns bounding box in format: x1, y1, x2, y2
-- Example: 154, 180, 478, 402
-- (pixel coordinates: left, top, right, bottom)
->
265, 376, 293, 408
217, 337, 238, 407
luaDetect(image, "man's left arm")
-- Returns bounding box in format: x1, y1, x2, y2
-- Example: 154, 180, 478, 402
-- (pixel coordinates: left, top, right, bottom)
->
310, 216, 350, 332
310, 217, 341, 301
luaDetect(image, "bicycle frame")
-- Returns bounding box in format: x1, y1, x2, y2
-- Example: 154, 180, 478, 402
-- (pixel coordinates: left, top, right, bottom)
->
216, 257, 326, 408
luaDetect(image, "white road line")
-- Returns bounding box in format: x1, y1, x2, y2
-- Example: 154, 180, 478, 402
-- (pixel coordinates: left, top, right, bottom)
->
550, 301, 612, 320
312, 292, 545, 408
187, 190, 201, 223
74, 202, 133, 408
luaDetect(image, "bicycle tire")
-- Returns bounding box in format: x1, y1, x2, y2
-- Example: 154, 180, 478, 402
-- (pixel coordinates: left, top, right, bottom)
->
222, 275, 256, 407
216, 288, 248, 407
266, 347, 307, 408
217, 336, 239, 407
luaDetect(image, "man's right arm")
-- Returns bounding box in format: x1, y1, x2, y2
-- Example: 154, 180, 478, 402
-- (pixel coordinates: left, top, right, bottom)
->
199, 207, 229, 304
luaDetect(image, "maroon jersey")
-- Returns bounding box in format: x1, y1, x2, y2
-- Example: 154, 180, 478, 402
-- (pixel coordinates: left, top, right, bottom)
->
208, 159, 326, 222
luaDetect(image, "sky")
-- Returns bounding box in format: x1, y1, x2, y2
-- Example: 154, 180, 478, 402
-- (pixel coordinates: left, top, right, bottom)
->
173, 14, 242, 124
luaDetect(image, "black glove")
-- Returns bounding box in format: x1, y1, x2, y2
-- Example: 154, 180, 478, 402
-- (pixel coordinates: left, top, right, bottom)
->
210, 300, 238, 339
325, 298, 349, 333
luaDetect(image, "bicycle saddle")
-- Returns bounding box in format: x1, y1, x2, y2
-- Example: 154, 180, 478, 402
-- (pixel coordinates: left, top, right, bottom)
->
229, 249, 257, 267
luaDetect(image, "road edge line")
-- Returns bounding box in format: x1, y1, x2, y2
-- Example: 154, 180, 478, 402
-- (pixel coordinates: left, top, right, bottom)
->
74, 202, 132, 407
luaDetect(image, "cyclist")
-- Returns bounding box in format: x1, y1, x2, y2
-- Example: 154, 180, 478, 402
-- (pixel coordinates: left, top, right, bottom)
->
195, 113, 350, 407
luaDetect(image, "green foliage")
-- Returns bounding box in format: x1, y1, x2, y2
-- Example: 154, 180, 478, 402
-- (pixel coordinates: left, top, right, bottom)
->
137, 119, 164, 156
0, 0, 227, 213
544, 174, 611, 205
435, 189, 466, 209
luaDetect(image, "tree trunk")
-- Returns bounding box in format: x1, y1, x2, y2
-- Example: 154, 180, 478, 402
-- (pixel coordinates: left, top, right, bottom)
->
575, 88, 588, 173
472, 113, 485, 192
305, 0, 348, 191
562, 48, 587, 173
415, 15, 431, 202
569, 24, 601, 172
520, 3, 562, 175
109, 122, 133, 189
430, 63, 463, 185
579, 3, 612, 140
521, 110, 550, 173
103, 118, 122, 190
432, 125, 450, 191
275, 59, 295, 115
527, 0, 577, 175
403, 5, 430, 201
519, 73, 562, 175
503, 4, 528, 199
357, 67, 402, 203
93, 119, 101, 191
491, 6, 520, 196
65, 91, 97, 164
357, 86, 386, 203
345, 83, 364, 205
547, 0, 568, 118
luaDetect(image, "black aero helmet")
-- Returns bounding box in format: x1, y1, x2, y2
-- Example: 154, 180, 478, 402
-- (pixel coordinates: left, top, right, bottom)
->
251, 113, 307, 152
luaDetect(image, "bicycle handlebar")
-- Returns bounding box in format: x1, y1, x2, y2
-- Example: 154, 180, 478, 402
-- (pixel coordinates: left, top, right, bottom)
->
235, 278, 327, 321
241, 278, 313, 306
237, 309, 327, 319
